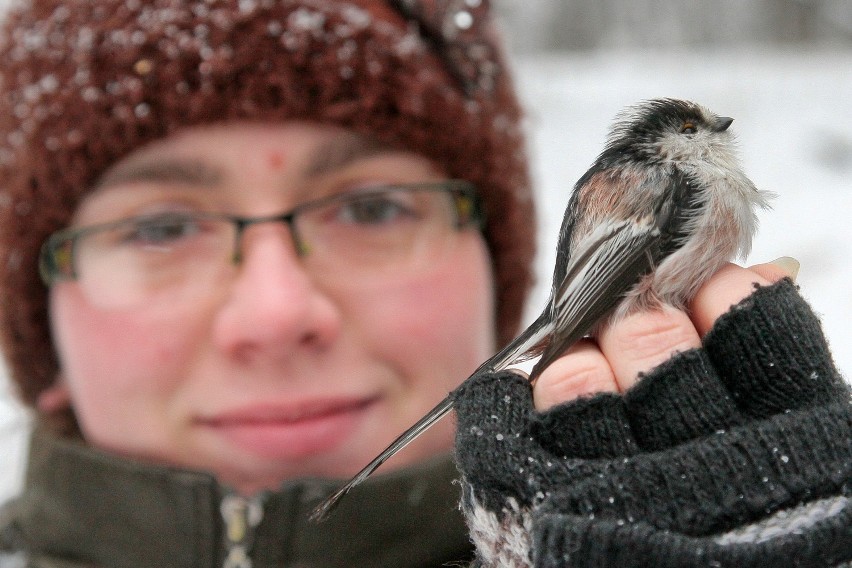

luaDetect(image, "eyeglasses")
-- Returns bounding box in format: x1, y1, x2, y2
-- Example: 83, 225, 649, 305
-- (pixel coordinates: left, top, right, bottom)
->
39, 181, 483, 308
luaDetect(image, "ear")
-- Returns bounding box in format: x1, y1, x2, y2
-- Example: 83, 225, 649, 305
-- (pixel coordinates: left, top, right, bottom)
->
36, 379, 72, 414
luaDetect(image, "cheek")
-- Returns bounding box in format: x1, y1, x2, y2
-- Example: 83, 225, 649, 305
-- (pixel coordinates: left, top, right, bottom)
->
265, 150, 286, 170
49, 286, 198, 407
352, 235, 496, 383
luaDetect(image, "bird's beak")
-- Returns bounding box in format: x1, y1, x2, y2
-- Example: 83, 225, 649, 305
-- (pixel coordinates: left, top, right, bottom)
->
713, 116, 734, 132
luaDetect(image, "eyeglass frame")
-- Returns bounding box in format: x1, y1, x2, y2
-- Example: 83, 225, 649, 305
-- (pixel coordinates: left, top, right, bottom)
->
38, 180, 485, 287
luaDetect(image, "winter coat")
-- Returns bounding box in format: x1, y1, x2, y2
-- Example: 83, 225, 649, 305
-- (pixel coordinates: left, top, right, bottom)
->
0, 425, 473, 568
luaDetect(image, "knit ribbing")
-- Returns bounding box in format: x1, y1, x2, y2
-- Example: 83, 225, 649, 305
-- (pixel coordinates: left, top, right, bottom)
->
455, 279, 852, 567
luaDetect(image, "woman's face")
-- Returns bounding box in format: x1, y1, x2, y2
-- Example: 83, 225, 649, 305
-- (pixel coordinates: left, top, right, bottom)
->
48, 122, 496, 495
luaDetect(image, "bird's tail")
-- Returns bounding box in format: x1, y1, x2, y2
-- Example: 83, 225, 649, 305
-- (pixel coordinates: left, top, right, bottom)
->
477, 309, 552, 373
309, 394, 455, 522
310, 310, 552, 522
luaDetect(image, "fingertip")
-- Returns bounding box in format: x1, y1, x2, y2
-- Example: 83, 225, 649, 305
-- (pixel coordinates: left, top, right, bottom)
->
690, 262, 777, 336
507, 368, 530, 381
751, 256, 799, 283
532, 340, 618, 411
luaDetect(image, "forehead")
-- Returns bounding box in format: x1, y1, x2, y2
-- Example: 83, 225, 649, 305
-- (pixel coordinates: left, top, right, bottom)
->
71, 121, 445, 222
96, 122, 388, 182
640, 100, 706, 127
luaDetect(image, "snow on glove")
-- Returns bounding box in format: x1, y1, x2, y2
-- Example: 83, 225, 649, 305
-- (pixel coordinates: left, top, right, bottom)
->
453, 279, 852, 568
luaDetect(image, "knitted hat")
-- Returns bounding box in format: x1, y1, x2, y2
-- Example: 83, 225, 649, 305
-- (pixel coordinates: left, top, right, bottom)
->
0, 0, 535, 425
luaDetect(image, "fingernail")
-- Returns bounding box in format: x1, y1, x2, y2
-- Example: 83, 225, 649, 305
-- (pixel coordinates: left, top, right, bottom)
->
769, 256, 800, 281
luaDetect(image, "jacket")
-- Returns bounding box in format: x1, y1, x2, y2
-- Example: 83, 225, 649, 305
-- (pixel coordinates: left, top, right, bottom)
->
0, 425, 473, 568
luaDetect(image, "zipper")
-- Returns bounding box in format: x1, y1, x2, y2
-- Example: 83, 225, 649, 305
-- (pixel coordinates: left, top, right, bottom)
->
220, 493, 265, 568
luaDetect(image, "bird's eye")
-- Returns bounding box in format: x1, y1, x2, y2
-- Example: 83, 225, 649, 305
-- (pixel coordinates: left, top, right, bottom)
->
681, 122, 697, 134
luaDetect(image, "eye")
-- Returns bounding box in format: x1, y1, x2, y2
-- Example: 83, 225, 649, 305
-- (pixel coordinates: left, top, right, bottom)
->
681, 122, 697, 135
335, 193, 417, 226
119, 213, 204, 246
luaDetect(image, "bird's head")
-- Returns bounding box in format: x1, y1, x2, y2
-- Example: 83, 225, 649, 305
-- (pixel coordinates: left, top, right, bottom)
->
607, 98, 735, 165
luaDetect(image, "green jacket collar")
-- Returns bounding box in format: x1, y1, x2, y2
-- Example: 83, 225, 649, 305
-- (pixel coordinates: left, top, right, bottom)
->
5, 424, 472, 568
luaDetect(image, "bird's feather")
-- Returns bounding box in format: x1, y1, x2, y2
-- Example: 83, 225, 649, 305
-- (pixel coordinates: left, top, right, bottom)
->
310, 98, 766, 521
531, 217, 664, 379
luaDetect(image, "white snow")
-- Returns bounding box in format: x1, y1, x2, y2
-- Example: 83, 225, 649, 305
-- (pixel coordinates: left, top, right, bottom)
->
1, 46, 850, 503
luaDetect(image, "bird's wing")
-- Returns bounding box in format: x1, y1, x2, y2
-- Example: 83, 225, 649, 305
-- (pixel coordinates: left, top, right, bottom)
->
530, 216, 665, 379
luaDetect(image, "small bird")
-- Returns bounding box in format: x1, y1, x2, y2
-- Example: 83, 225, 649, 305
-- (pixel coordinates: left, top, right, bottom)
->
310, 98, 772, 521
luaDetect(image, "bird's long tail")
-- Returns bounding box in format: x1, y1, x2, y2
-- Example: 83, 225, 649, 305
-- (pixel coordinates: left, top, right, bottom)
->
309, 310, 552, 522
308, 394, 454, 522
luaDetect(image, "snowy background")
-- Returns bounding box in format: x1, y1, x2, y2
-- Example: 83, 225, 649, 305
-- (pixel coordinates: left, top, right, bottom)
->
1, 1, 851, 503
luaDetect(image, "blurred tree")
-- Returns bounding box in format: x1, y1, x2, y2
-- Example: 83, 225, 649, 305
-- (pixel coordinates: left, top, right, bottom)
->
494, 0, 852, 52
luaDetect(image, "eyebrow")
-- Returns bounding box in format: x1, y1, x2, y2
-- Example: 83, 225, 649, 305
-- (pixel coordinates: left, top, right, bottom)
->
92, 131, 399, 193
303, 133, 396, 178
94, 159, 222, 190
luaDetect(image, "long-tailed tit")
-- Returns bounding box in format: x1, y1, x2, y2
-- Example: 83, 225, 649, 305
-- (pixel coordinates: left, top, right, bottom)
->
311, 98, 773, 521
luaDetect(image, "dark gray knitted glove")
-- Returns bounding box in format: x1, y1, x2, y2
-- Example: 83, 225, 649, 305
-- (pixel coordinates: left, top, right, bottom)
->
454, 279, 852, 568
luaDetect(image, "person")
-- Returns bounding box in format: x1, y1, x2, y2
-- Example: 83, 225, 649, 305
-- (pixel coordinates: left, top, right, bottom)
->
0, 2, 847, 568
0, 1, 531, 566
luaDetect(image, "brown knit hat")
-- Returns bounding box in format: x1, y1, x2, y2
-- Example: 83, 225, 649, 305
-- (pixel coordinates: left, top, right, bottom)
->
0, 0, 535, 423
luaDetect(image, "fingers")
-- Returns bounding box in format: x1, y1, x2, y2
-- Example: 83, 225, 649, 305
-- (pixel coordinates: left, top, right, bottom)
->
750, 256, 799, 282
532, 258, 800, 412
533, 340, 617, 411
689, 258, 796, 337
597, 305, 700, 391
533, 307, 700, 411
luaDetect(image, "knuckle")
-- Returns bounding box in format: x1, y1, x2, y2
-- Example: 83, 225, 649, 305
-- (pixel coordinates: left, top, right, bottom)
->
624, 318, 694, 358
605, 309, 700, 375
534, 349, 617, 410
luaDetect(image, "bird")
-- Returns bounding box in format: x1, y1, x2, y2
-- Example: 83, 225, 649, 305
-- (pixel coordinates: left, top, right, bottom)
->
310, 98, 772, 521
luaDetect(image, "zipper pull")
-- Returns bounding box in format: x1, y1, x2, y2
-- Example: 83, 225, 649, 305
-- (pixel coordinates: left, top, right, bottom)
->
220, 493, 264, 568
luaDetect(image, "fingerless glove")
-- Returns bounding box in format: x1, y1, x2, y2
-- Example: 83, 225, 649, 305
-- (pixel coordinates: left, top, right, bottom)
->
454, 279, 851, 567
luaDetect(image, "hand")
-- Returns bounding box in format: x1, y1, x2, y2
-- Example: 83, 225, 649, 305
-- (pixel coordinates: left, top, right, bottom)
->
533, 259, 798, 410
453, 259, 851, 568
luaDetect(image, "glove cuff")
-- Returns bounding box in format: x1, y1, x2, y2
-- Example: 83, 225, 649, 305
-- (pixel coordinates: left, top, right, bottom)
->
534, 493, 852, 568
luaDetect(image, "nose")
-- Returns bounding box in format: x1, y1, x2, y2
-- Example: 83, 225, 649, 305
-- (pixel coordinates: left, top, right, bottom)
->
212, 223, 341, 363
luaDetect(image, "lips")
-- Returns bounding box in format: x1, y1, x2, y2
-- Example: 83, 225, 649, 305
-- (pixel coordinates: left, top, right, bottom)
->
198, 396, 379, 459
